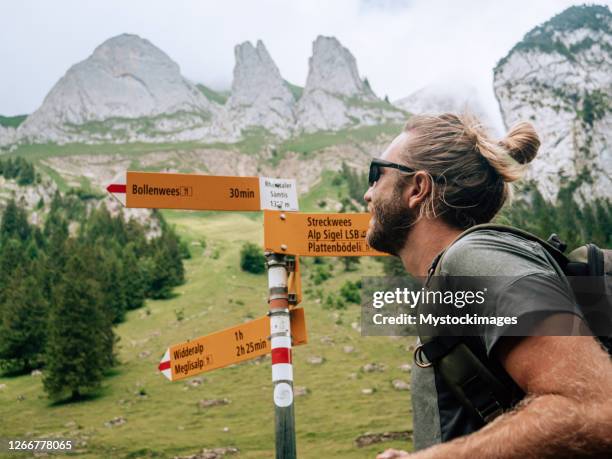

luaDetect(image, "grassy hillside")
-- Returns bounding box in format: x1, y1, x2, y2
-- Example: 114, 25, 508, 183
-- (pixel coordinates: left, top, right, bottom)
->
196, 84, 230, 105
277, 123, 402, 156
0, 208, 416, 458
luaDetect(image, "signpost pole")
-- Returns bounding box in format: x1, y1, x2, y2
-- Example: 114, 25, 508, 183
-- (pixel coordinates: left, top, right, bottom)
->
266, 252, 297, 459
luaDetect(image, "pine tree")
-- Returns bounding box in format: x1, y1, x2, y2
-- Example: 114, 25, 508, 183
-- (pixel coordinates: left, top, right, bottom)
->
125, 219, 148, 258
0, 267, 47, 373
43, 249, 112, 400
0, 238, 25, 304
157, 229, 185, 286
84, 207, 115, 243
97, 250, 128, 323
0, 199, 30, 243
17, 161, 35, 185
122, 245, 145, 310
148, 260, 172, 299
42, 212, 68, 299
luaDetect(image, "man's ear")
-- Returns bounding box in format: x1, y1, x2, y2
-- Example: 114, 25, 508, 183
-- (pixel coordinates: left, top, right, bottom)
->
404, 171, 432, 210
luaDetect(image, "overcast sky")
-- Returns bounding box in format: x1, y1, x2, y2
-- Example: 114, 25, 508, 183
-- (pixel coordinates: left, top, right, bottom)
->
1, 0, 609, 131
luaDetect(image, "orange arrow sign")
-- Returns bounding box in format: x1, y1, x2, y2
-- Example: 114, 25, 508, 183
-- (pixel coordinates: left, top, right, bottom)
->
107, 171, 298, 211
263, 210, 386, 257
158, 308, 307, 382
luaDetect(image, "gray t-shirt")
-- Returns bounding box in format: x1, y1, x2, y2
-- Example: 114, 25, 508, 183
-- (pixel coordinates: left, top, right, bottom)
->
411, 229, 583, 450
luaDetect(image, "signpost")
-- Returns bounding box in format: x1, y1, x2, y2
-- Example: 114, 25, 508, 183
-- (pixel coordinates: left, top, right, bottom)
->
158, 308, 307, 382
263, 210, 386, 257
107, 170, 303, 459
107, 171, 298, 211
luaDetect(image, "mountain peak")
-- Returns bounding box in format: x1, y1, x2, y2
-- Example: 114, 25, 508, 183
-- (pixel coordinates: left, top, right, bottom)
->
226, 40, 295, 137
303, 35, 371, 97
497, 4, 611, 69
18, 33, 221, 144
296, 35, 403, 132
95, 33, 149, 49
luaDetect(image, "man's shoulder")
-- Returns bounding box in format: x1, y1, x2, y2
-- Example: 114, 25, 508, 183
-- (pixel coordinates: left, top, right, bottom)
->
440, 229, 556, 277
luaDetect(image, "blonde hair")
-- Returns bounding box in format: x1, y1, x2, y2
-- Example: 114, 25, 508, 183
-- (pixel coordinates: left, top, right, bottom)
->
399, 113, 540, 228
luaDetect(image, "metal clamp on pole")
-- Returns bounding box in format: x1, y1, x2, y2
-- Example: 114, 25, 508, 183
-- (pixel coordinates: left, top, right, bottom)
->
265, 252, 297, 459
286, 255, 301, 306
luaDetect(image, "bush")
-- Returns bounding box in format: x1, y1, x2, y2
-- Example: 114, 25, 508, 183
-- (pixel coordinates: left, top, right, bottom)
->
340, 280, 361, 304
310, 264, 332, 285
240, 242, 266, 274
324, 293, 346, 310
179, 239, 192, 259
377, 256, 405, 276
341, 256, 360, 271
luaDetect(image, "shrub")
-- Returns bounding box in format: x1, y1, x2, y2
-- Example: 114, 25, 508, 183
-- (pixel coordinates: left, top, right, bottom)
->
310, 264, 332, 285
340, 280, 361, 304
324, 293, 346, 310
240, 242, 266, 274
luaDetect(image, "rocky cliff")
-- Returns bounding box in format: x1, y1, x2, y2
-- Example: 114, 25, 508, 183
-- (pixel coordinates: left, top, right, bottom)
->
17, 34, 233, 144
226, 41, 296, 138
0, 126, 17, 148
296, 36, 405, 132
494, 5, 611, 202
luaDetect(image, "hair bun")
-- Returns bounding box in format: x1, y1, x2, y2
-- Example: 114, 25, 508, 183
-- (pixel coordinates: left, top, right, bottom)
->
499, 122, 540, 165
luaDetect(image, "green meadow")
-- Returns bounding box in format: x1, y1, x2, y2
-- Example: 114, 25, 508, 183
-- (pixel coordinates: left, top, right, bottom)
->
0, 205, 416, 458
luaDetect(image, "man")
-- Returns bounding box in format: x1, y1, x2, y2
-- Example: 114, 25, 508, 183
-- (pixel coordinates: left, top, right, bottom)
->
363, 114, 612, 458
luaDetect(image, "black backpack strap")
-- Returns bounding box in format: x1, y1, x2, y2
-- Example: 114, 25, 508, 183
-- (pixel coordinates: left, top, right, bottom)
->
416, 335, 518, 424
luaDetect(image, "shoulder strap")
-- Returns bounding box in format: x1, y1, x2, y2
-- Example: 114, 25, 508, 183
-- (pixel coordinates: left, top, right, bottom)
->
426, 223, 569, 287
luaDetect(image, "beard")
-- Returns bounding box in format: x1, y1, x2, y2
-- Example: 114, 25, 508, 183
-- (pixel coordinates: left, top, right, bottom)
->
366, 185, 417, 256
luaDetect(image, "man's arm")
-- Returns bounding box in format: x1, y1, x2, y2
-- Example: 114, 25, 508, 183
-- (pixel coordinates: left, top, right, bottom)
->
378, 331, 612, 458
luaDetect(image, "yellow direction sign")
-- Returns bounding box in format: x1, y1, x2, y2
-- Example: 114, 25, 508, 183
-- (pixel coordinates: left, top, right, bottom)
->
107, 171, 299, 211
158, 308, 307, 382
264, 210, 386, 257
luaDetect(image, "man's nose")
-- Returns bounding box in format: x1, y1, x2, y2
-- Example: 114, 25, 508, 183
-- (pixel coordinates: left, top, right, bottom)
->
364, 185, 373, 204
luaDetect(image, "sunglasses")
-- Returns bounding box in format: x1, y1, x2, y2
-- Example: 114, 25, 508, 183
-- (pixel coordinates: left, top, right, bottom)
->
368, 158, 417, 186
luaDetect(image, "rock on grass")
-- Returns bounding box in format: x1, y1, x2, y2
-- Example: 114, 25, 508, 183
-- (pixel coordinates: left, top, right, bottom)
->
354, 431, 412, 448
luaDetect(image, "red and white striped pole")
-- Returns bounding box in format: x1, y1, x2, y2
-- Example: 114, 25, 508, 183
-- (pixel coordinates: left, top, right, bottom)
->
266, 252, 296, 459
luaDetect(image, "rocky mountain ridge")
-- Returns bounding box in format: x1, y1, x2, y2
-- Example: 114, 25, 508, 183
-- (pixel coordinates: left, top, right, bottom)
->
494, 4, 611, 202
1, 34, 405, 147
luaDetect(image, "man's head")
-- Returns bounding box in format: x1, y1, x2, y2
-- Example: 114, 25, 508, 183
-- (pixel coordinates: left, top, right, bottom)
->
364, 113, 540, 255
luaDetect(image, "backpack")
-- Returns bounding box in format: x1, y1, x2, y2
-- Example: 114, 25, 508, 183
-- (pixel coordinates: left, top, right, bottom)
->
414, 223, 611, 424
